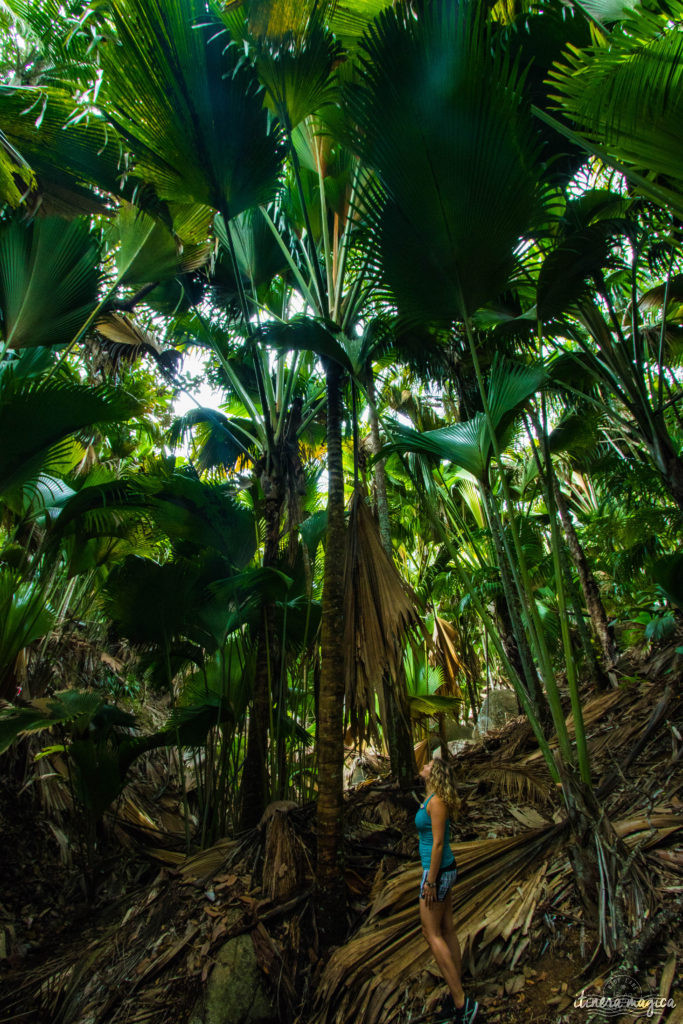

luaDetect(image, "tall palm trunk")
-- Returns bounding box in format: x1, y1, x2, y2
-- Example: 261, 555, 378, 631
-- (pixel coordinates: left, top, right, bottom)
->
239, 486, 281, 830
316, 363, 347, 939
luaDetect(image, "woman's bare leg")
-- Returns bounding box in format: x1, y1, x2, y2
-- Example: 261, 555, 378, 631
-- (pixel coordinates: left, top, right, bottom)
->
441, 889, 463, 981
419, 896, 465, 1008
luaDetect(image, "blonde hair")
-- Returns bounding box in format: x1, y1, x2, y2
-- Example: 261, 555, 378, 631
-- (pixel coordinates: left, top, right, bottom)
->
429, 757, 461, 820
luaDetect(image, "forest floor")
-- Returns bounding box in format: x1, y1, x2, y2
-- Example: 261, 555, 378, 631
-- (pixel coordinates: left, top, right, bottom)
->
0, 658, 681, 1024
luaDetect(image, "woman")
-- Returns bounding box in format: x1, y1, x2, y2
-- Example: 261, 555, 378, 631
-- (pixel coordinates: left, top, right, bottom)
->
416, 757, 478, 1024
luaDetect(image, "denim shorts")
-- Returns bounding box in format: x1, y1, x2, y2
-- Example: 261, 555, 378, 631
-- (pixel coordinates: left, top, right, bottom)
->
420, 862, 457, 902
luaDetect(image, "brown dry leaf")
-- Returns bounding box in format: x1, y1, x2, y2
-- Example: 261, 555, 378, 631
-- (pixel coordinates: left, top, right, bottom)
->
504, 974, 525, 995
101, 652, 123, 672
651, 954, 676, 1024
343, 488, 424, 746
432, 617, 465, 697
308, 827, 560, 1024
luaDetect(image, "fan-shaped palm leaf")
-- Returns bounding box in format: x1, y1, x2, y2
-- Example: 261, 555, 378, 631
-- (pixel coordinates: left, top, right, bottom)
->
103, 555, 215, 653
168, 407, 252, 472
0, 86, 126, 214
110, 203, 211, 286
0, 216, 100, 350
259, 313, 383, 377
248, 11, 343, 130
0, 372, 142, 497
383, 358, 546, 482
345, 0, 544, 323
98, 0, 284, 218
0, 689, 103, 754
0, 127, 35, 208
214, 207, 290, 294
51, 472, 257, 568
0, 570, 55, 691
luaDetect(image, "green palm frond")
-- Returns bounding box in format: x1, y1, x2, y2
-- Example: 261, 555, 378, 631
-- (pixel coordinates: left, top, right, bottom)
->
0, 372, 142, 498
0, 689, 103, 755
327, 0, 394, 48
103, 555, 210, 651
168, 407, 252, 472
0, 86, 125, 213
0, 0, 103, 89
536, 219, 631, 321
345, 0, 544, 323
407, 693, 463, 719
98, 0, 285, 217
0, 127, 35, 208
383, 358, 546, 482
259, 313, 383, 376
250, 11, 343, 130
548, 3, 683, 213
214, 207, 289, 293
0, 570, 55, 688
51, 471, 257, 568
0, 216, 100, 350
110, 203, 211, 286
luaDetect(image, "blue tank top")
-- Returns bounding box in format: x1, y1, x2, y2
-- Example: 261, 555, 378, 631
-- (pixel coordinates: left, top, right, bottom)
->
415, 793, 455, 871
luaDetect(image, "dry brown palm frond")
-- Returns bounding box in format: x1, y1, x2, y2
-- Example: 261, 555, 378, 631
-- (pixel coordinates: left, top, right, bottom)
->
261, 801, 311, 901
93, 312, 165, 367
177, 837, 240, 878
308, 803, 683, 1024
344, 488, 424, 746
469, 761, 555, 806
309, 825, 563, 1024
431, 617, 464, 698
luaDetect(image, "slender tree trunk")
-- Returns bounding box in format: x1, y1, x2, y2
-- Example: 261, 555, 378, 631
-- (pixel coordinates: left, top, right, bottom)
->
552, 475, 618, 674
525, 411, 616, 687
483, 487, 554, 735
316, 364, 347, 941
239, 489, 281, 830
366, 376, 416, 787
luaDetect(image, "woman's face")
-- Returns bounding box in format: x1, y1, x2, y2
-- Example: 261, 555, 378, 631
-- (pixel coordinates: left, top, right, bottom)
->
419, 759, 433, 782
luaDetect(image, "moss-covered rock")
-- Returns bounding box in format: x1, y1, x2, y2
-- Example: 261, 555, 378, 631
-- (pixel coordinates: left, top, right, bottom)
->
190, 930, 276, 1024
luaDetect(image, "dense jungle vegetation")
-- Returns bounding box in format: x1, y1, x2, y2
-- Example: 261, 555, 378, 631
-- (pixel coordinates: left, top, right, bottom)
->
0, 0, 681, 1020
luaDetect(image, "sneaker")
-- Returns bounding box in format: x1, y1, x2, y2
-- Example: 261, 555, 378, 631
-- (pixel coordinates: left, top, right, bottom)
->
438, 995, 456, 1017
462, 997, 479, 1023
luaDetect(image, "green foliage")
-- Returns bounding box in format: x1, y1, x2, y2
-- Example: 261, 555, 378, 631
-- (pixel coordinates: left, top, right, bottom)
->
0, 216, 100, 349
0, 368, 142, 499
549, 2, 683, 215
345, 0, 545, 323
649, 552, 683, 611
383, 358, 546, 482
0, 570, 55, 690
98, 0, 285, 216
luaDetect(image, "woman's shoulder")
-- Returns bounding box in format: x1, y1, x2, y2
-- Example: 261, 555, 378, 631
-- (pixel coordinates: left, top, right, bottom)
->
427, 792, 447, 814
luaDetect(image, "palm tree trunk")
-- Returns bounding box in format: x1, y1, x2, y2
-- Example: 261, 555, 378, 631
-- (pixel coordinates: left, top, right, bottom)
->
239, 490, 281, 830
316, 363, 347, 940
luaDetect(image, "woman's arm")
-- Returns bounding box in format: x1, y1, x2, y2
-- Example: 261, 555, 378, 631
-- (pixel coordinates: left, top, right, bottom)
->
423, 796, 448, 906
